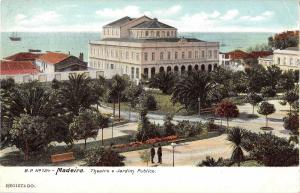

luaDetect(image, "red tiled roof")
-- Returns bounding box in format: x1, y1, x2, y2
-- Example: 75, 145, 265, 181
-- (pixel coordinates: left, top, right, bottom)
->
37, 52, 69, 64
248, 51, 273, 59
0, 60, 39, 75
225, 50, 249, 60
4, 52, 43, 61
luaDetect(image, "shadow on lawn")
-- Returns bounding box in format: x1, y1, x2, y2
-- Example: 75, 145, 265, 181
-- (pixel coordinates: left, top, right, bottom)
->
238, 112, 259, 120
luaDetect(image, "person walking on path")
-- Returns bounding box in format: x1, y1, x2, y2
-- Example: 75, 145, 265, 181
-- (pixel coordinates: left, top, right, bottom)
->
150, 145, 155, 164
157, 144, 162, 164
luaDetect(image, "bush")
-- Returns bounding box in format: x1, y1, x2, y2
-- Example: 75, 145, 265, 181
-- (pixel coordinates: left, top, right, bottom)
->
174, 121, 203, 138
85, 147, 125, 166
241, 130, 299, 166
163, 113, 176, 136
283, 113, 299, 135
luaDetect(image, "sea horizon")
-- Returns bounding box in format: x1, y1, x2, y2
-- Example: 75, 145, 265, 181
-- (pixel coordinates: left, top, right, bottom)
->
1, 31, 274, 60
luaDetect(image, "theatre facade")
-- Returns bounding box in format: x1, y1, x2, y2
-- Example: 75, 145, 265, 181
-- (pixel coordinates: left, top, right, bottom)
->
89, 16, 219, 81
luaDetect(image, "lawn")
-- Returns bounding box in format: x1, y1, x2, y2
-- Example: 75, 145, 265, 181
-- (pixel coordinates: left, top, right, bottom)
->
103, 89, 189, 115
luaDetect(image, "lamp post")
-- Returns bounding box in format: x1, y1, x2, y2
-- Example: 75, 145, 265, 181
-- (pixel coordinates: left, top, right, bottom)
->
170, 142, 176, 167
111, 115, 114, 139
198, 97, 201, 116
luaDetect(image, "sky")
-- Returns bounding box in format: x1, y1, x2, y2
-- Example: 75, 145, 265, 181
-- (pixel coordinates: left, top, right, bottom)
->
1, 0, 299, 32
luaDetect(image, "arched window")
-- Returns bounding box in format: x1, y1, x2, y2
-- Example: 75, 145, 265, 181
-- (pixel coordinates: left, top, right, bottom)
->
156, 31, 160, 37
167, 31, 170, 37
145, 31, 149, 36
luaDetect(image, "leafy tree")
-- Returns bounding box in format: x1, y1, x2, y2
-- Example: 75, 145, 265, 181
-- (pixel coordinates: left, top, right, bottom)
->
172, 70, 217, 111
244, 132, 299, 166
215, 100, 239, 127
257, 102, 276, 127
85, 147, 125, 166
261, 86, 276, 101
265, 65, 282, 89
135, 106, 159, 141
0, 78, 15, 90
60, 73, 95, 116
149, 71, 177, 94
293, 70, 299, 83
163, 113, 176, 136
139, 150, 151, 166
139, 92, 157, 111
110, 75, 129, 120
10, 114, 49, 160
99, 114, 109, 146
231, 71, 248, 94
197, 156, 225, 167
246, 92, 263, 114
88, 76, 107, 109
283, 113, 299, 135
244, 65, 267, 92
281, 89, 299, 113
69, 109, 102, 149
125, 83, 144, 109
279, 70, 295, 92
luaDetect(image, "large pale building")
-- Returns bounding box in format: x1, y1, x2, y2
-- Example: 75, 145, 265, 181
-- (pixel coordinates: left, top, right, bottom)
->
89, 16, 219, 81
258, 47, 300, 70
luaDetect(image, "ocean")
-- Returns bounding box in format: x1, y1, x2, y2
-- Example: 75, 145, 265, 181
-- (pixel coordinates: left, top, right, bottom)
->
1, 32, 273, 61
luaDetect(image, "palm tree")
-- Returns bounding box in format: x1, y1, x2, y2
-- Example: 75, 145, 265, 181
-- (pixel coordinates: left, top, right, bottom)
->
110, 75, 128, 121
60, 73, 94, 116
198, 156, 224, 167
227, 127, 245, 166
171, 70, 217, 112
149, 71, 176, 94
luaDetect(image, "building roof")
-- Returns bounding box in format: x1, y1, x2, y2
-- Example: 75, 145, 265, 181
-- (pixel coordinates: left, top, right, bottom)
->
37, 52, 70, 64
259, 55, 273, 60
104, 16, 134, 27
247, 51, 273, 58
225, 50, 249, 59
131, 18, 175, 29
0, 60, 39, 75
4, 52, 42, 61
99, 37, 205, 43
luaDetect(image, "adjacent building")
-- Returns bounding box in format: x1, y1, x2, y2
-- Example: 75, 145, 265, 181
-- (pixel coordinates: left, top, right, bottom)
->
258, 47, 300, 70
36, 52, 87, 73
89, 16, 219, 81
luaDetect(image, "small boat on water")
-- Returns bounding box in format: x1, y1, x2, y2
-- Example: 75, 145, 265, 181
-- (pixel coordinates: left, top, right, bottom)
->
28, 49, 41, 52
9, 32, 21, 41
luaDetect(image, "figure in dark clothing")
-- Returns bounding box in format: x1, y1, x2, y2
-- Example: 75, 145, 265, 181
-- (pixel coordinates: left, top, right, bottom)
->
157, 144, 162, 164
150, 145, 155, 163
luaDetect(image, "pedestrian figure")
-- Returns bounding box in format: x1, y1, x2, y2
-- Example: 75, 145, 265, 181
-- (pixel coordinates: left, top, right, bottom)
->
157, 144, 162, 164
150, 145, 155, 164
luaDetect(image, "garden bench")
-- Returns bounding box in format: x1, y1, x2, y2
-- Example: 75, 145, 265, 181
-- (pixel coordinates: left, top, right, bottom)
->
51, 152, 75, 163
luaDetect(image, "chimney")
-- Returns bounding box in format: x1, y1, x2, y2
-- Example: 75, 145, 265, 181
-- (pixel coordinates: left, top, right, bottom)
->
79, 52, 84, 61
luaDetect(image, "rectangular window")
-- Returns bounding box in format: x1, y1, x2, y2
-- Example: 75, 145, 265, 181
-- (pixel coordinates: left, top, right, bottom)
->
111, 64, 114, 69
290, 58, 293, 65
214, 50, 218, 59
160, 52, 164, 60
136, 68, 139, 79
201, 50, 205, 58
188, 51, 192, 59
208, 50, 212, 58
126, 51, 129, 59
168, 52, 171, 60
182, 52, 185, 59
131, 67, 134, 79
146, 31, 149, 36
195, 51, 198, 58
136, 53, 140, 61
175, 52, 178, 59
152, 52, 155, 61
144, 53, 148, 61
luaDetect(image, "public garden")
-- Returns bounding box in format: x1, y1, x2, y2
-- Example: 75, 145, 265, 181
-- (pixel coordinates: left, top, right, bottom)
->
0, 65, 299, 167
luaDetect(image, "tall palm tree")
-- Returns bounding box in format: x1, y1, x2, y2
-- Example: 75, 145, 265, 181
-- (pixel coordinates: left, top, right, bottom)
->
227, 127, 245, 166
110, 75, 128, 121
171, 70, 217, 112
60, 73, 94, 116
